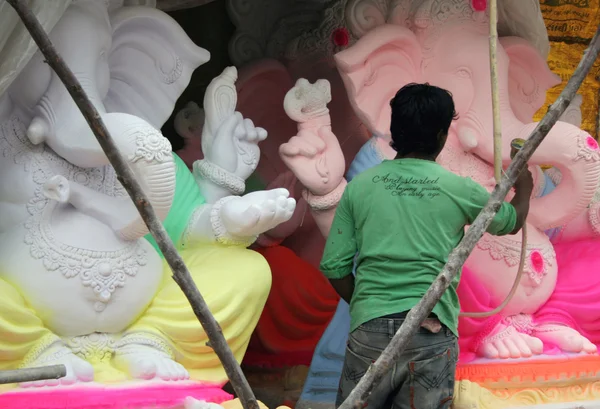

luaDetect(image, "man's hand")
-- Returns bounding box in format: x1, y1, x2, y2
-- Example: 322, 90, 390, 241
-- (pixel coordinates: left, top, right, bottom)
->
329, 275, 355, 305
515, 168, 534, 192
510, 168, 534, 235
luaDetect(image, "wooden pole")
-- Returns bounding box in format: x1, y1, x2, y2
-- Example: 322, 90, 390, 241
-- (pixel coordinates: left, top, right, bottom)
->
0, 365, 66, 385
5, 2, 259, 409
337, 24, 600, 409
489, 0, 502, 183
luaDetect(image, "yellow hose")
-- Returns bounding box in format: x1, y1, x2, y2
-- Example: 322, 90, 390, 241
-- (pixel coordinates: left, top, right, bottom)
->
458, 0, 526, 318
459, 223, 526, 317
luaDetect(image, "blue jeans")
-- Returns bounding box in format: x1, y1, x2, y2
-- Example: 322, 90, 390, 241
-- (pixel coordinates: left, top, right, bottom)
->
336, 317, 458, 409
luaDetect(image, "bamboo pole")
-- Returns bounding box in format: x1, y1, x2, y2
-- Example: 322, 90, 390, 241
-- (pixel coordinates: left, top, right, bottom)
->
489, 0, 502, 183
0, 365, 66, 385
5, 2, 259, 408
459, 0, 528, 319
337, 25, 600, 409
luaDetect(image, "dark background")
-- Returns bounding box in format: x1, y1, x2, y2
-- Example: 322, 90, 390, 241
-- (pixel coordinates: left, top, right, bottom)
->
161, 0, 235, 151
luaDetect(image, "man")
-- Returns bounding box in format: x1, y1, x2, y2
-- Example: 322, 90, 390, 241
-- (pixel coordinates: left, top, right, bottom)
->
320, 83, 533, 409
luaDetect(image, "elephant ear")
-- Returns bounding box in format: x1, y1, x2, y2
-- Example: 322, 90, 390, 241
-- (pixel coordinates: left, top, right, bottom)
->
501, 36, 561, 123
334, 24, 422, 138
236, 59, 297, 184
105, 6, 210, 130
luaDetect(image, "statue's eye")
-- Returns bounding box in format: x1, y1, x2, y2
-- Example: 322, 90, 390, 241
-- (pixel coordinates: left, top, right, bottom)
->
455, 68, 472, 79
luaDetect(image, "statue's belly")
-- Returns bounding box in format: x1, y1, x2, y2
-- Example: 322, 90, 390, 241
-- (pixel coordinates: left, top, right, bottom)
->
0, 213, 164, 337
465, 226, 557, 316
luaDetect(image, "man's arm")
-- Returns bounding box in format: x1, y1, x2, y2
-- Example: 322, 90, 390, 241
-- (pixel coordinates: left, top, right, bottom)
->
465, 168, 533, 236
329, 275, 355, 304
508, 169, 534, 235
319, 189, 358, 303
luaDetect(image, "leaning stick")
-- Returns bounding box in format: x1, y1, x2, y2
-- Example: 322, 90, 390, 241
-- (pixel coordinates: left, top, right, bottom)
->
0, 365, 66, 385
489, 0, 502, 183
5, 2, 259, 409
338, 24, 600, 409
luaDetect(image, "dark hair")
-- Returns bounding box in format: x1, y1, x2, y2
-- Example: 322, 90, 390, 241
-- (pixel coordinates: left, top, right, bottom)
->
389, 83, 458, 157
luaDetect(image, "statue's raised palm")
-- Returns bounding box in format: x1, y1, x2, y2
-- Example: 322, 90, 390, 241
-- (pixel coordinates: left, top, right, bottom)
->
279, 79, 346, 197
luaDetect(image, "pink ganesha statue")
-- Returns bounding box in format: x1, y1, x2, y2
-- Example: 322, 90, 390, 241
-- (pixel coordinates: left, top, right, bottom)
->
272, 0, 600, 363
0, 0, 299, 407
174, 0, 600, 371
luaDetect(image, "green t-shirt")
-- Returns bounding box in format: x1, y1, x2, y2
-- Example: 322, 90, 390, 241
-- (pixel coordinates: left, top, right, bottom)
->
144, 153, 206, 256
320, 158, 517, 335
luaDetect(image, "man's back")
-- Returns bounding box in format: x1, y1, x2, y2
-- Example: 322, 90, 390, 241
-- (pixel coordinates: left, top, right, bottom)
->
320, 158, 516, 335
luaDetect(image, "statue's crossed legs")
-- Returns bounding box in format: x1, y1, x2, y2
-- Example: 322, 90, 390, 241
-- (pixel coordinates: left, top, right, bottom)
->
0, 244, 272, 387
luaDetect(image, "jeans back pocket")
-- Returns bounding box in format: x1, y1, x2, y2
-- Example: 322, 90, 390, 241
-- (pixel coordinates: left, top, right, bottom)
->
408, 347, 456, 409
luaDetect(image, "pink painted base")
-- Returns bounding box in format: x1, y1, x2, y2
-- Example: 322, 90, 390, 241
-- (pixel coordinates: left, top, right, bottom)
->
0, 382, 232, 409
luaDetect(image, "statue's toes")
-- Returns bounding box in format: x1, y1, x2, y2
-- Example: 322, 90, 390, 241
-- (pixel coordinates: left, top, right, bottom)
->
476, 342, 499, 359
130, 358, 159, 380
534, 325, 593, 353
523, 334, 544, 355
174, 361, 190, 380
491, 339, 512, 359
155, 358, 189, 381
560, 334, 584, 352
21, 354, 93, 388
502, 336, 530, 358
21, 377, 60, 388
70, 356, 94, 383
583, 339, 598, 354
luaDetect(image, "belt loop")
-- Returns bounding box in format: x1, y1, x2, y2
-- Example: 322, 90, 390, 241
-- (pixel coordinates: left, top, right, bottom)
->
388, 319, 394, 339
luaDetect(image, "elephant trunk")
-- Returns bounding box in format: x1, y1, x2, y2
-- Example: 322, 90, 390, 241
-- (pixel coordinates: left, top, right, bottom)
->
512, 121, 600, 230
100, 112, 176, 241
27, 76, 175, 240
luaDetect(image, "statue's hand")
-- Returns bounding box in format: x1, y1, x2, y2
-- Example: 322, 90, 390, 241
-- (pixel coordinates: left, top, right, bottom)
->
280, 126, 345, 196
174, 101, 205, 142
200, 66, 267, 181
279, 78, 345, 196
202, 111, 267, 181
259, 171, 307, 242
221, 188, 296, 238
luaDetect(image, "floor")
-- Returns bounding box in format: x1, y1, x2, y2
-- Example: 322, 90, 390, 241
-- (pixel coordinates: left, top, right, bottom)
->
223, 365, 310, 409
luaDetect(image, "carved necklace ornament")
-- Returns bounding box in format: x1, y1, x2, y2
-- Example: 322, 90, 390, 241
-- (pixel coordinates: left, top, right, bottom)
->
0, 117, 148, 312
476, 234, 555, 286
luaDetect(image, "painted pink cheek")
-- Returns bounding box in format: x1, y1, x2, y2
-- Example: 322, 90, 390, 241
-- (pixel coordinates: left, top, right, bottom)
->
530, 251, 544, 273
472, 0, 487, 11
586, 136, 599, 150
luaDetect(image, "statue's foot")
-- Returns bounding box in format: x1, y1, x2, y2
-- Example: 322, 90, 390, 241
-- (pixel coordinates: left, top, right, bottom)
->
114, 345, 189, 381
533, 324, 597, 354
42, 175, 71, 203
21, 343, 94, 387
477, 324, 544, 359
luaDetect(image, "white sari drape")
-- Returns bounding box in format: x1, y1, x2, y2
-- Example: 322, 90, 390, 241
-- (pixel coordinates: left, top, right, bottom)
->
0, 0, 72, 97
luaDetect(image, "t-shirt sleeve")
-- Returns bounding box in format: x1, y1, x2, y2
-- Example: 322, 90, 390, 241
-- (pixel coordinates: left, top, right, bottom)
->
464, 178, 517, 236
319, 187, 358, 280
